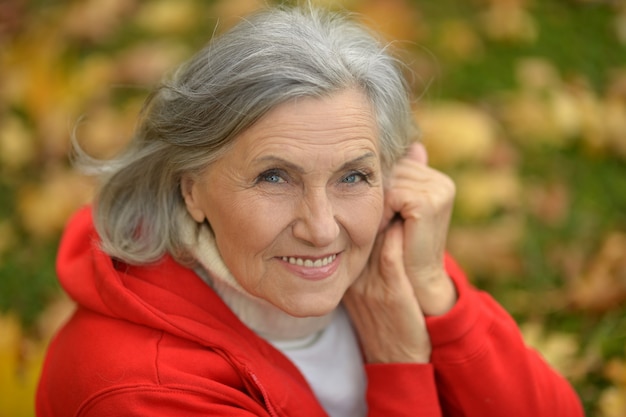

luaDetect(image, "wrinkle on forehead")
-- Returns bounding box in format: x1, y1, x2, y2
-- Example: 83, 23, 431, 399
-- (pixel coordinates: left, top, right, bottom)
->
237, 89, 380, 165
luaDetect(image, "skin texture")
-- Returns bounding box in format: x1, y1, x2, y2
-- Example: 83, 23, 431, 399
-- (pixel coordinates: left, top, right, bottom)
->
183, 88, 458, 364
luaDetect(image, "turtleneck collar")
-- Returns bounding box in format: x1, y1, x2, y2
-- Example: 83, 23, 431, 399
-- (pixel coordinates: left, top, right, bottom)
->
179, 214, 335, 342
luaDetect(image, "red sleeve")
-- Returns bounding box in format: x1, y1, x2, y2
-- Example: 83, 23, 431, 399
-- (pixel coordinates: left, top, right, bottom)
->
425, 255, 584, 417
365, 363, 442, 417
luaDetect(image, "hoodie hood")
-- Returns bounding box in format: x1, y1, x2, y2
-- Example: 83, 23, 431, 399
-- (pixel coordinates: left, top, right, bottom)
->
55, 206, 327, 416
57, 206, 247, 346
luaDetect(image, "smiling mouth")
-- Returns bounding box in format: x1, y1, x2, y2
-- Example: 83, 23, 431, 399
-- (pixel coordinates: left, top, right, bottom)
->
280, 254, 337, 268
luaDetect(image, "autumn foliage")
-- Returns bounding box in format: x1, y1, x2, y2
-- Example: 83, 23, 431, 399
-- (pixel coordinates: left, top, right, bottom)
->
0, 0, 625, 416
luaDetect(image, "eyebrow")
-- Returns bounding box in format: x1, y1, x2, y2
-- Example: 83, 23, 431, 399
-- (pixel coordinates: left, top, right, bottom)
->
255, 152, 378, 173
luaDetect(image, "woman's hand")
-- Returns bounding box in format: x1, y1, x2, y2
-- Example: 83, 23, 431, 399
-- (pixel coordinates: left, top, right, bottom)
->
343, 142, 457, 364
344, 221, 431, 364
383, 143, 457, 316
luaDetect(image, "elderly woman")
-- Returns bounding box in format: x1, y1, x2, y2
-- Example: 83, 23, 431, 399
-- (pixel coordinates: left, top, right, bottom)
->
36, 5, 583, 417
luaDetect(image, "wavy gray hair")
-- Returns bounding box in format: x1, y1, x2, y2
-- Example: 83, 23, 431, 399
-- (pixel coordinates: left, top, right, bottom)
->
82, 4, 417, 265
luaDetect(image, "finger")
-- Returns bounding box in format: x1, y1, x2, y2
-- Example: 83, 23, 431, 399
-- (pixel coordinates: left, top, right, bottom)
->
378, 206, 395, 233
350, 228, 387, 292
377, 221, 407, 282
368, 229, 387, 270
406, 142, 428, 165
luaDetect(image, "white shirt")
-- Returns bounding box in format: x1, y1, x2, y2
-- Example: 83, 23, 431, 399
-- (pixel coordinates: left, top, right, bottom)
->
270, 307, 367, 417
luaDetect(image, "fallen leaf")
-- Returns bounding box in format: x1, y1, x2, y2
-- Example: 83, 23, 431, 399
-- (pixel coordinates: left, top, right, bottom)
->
569, 78, 607, 154
356, 0, 426, 43
569, 232, 626, 313
615, 6, 626, 45
134, 0, 202, 35
74, 101, 140, 159
448, 214, 525, 277
605, 356, 626, 386
0, 115, 35, 171
547, 242, 588, 288
62, 0, 137, 42
598, 386, 626, 417
0, 0, 27, 38
456, 167, 522, 219
17, 169, 95, 239
497, 88, 581, 148
0, 314, 42, 417
416, 101, 498, 167
69, 54, 116, 104
437, 19, 484, 61
525, 181, 570, 226
36, 295, 75, 342
521, 321, 580, 378
480, 2, 538, 43
114, 41, 190, 85
515, 58, 562, 91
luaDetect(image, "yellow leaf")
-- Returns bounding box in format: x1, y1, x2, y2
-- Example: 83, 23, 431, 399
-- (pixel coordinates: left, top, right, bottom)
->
437, 19, 484, 61
62, 0, 136, 42
498, 87, 585, 148
615, 7, 626, 45
599, 386, 626, 417
74, 103, 138, 159
0, 115, 35, 171
36, 295, 75, 342
605, 358, 626, 386
135, 0, 202, 34
114, 41, 190, 85
520, 322, 579, 378
569, 232, 626, 313
69, 54, 116, 105
448, 215, 524, 277
0, 314, 43, 417
515, 58, 561, 91
456, 168, 522, 219
480, 3, 537, 43
17, 169, 95, 239
416, 102, 498, 167
355, 0, 425, 42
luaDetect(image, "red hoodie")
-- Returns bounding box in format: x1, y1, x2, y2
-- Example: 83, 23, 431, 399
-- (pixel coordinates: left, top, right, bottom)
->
36, 207, 583, 416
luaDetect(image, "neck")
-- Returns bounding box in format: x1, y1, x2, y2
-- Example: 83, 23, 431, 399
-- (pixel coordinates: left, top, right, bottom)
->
180, 217, 334, 341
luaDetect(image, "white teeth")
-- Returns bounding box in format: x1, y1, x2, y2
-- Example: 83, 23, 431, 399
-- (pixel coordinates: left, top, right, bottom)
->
281, 254, 336, 268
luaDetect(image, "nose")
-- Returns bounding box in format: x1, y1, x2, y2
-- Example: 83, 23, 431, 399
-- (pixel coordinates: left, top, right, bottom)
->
292, 187, 340, 247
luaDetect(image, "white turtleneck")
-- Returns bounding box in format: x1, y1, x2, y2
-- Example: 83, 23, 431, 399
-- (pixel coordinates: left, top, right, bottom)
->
181, 217, 367, 417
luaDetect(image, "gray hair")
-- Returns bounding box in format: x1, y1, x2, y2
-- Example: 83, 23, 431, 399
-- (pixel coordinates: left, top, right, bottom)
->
82, 4, 417, 265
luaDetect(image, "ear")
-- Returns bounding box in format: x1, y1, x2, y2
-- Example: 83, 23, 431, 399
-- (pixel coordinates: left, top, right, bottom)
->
181, 174, 206, 223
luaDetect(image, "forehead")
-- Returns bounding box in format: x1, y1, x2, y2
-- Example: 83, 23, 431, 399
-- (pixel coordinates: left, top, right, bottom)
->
231, 89, 380, 161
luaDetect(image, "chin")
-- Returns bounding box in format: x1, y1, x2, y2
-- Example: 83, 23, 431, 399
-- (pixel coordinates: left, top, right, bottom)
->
282, 295, 342, 318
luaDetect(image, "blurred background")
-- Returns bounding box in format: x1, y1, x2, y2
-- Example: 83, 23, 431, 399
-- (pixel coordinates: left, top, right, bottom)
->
0, 0, 625, 415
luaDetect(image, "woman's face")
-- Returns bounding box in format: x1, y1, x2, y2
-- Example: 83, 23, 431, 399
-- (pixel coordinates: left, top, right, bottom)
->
183, 89, 384, 317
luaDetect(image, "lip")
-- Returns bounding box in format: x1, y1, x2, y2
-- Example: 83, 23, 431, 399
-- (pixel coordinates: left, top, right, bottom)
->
277, 253, 341, 281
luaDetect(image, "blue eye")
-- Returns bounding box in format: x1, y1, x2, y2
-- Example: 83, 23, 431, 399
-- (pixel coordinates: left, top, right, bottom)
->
342, 171, 368, 184
258, 170, 286, 184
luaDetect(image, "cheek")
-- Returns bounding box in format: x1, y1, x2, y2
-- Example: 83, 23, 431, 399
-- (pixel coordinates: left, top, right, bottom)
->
339, 193, 384, 247
211, 196, 292, 255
